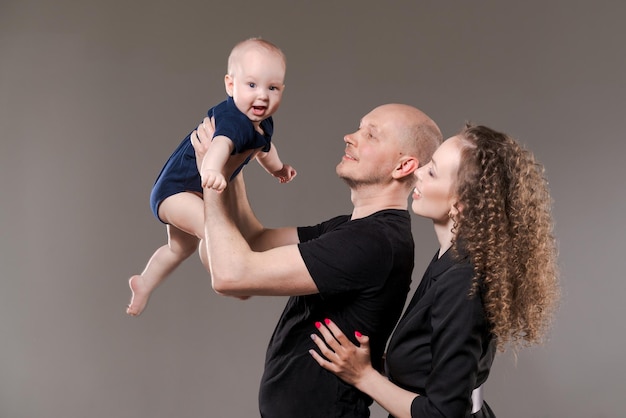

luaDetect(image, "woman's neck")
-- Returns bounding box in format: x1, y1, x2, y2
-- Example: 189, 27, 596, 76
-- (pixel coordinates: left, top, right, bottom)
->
433, 220, 455, 258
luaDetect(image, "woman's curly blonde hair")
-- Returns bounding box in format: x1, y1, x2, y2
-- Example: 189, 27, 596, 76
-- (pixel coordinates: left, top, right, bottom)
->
453, 124, 560, 351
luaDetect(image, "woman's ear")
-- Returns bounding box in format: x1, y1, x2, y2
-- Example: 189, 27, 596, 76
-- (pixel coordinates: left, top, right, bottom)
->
224, 74, 234, 96
448, 201, 463, 219
393, 157, 418, 180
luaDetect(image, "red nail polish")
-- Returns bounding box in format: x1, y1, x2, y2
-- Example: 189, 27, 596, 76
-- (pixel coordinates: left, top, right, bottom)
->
355, 331, 362, 338
315, 321, 322, 329
324, 318, 330, 325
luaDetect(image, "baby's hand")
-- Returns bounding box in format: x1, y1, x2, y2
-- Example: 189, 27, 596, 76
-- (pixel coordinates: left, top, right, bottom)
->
272, 164, 297, 184
202, 169, 228, 192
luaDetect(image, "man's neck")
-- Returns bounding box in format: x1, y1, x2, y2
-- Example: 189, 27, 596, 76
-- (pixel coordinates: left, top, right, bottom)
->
349, 186, 409, 220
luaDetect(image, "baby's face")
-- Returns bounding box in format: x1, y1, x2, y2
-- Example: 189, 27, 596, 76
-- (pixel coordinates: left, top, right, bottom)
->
227, 49, 286, 125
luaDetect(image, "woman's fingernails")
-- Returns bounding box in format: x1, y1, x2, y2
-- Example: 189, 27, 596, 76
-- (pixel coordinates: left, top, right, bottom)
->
324, 318, 330, 325
355, 331, 362, 338
315, 321, 322, 329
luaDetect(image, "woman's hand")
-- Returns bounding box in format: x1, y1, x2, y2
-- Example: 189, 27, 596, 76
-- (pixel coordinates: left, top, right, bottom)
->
308, 318, 375, 387
311, 319, 420, 418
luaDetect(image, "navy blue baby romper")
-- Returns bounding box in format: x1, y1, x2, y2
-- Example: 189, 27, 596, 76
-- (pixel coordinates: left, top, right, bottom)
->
149, 96, 273, 223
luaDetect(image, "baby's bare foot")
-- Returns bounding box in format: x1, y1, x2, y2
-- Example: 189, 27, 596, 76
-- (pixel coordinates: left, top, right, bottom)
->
126, 275, 151, 316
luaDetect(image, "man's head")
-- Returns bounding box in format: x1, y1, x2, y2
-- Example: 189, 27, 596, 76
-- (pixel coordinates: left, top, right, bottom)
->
224, 38, 286, 125
336, 104, 442, 191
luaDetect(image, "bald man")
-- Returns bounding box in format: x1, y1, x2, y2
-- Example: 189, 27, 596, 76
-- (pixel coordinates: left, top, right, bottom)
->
192, 104, 442, 418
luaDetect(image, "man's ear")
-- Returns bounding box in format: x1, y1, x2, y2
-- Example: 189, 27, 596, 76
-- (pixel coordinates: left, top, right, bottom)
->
224, 74, 234, 96
392, 157, 419, 180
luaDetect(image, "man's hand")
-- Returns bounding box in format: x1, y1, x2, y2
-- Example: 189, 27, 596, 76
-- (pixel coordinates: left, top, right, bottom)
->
190, 117, 215, 172
191, 117, 231, 190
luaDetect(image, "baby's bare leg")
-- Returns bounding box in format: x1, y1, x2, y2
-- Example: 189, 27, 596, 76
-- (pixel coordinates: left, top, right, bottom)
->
127, 225, 198, 316
127, 192, 204, 316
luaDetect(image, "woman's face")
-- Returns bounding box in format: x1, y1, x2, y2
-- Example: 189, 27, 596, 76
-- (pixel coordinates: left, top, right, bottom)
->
411, 136, 462, 223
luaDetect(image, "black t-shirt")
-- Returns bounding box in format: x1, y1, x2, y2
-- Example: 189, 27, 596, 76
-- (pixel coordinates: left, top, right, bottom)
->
259, 210, 415, 418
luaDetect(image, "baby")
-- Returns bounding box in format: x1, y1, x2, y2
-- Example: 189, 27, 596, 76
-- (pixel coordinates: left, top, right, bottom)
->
127, 37, 295, 316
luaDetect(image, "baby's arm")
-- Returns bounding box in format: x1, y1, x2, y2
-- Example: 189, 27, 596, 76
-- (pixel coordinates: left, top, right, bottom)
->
257, 144, 297, 184
200, 135, 234, 192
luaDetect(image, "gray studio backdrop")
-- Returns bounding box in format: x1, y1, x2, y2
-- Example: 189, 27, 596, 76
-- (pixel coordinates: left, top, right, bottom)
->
1, 1, 624, 417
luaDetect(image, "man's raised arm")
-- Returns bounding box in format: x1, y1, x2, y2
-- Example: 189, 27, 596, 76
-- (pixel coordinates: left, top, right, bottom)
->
191, 117, 298, 250
190, 118, 317, 297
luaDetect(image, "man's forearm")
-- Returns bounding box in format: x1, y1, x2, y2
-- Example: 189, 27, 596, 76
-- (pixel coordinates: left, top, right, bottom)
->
202, 173, 317, 297
225, 175, 265, 245
203, 184, 254, 294
227, 174, 299, 251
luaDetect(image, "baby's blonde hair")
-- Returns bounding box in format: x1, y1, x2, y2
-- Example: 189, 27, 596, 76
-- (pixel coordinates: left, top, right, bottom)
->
227, 37, 286, 76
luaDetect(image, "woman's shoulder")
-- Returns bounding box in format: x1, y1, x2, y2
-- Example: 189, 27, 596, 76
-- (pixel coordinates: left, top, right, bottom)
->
431, 253, 476, 298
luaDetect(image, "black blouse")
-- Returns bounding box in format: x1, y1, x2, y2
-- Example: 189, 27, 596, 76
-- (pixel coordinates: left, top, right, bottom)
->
385, 248, 496, 417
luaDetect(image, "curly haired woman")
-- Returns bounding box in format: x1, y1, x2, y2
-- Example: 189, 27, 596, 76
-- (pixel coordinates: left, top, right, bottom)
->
309, 124, 560, 418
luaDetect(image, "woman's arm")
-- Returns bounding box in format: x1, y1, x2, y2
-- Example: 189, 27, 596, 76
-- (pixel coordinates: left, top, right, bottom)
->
309, 319, 418, 418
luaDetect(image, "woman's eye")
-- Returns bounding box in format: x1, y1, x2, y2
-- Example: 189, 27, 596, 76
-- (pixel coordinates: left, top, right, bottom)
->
248, 83, 256, 88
